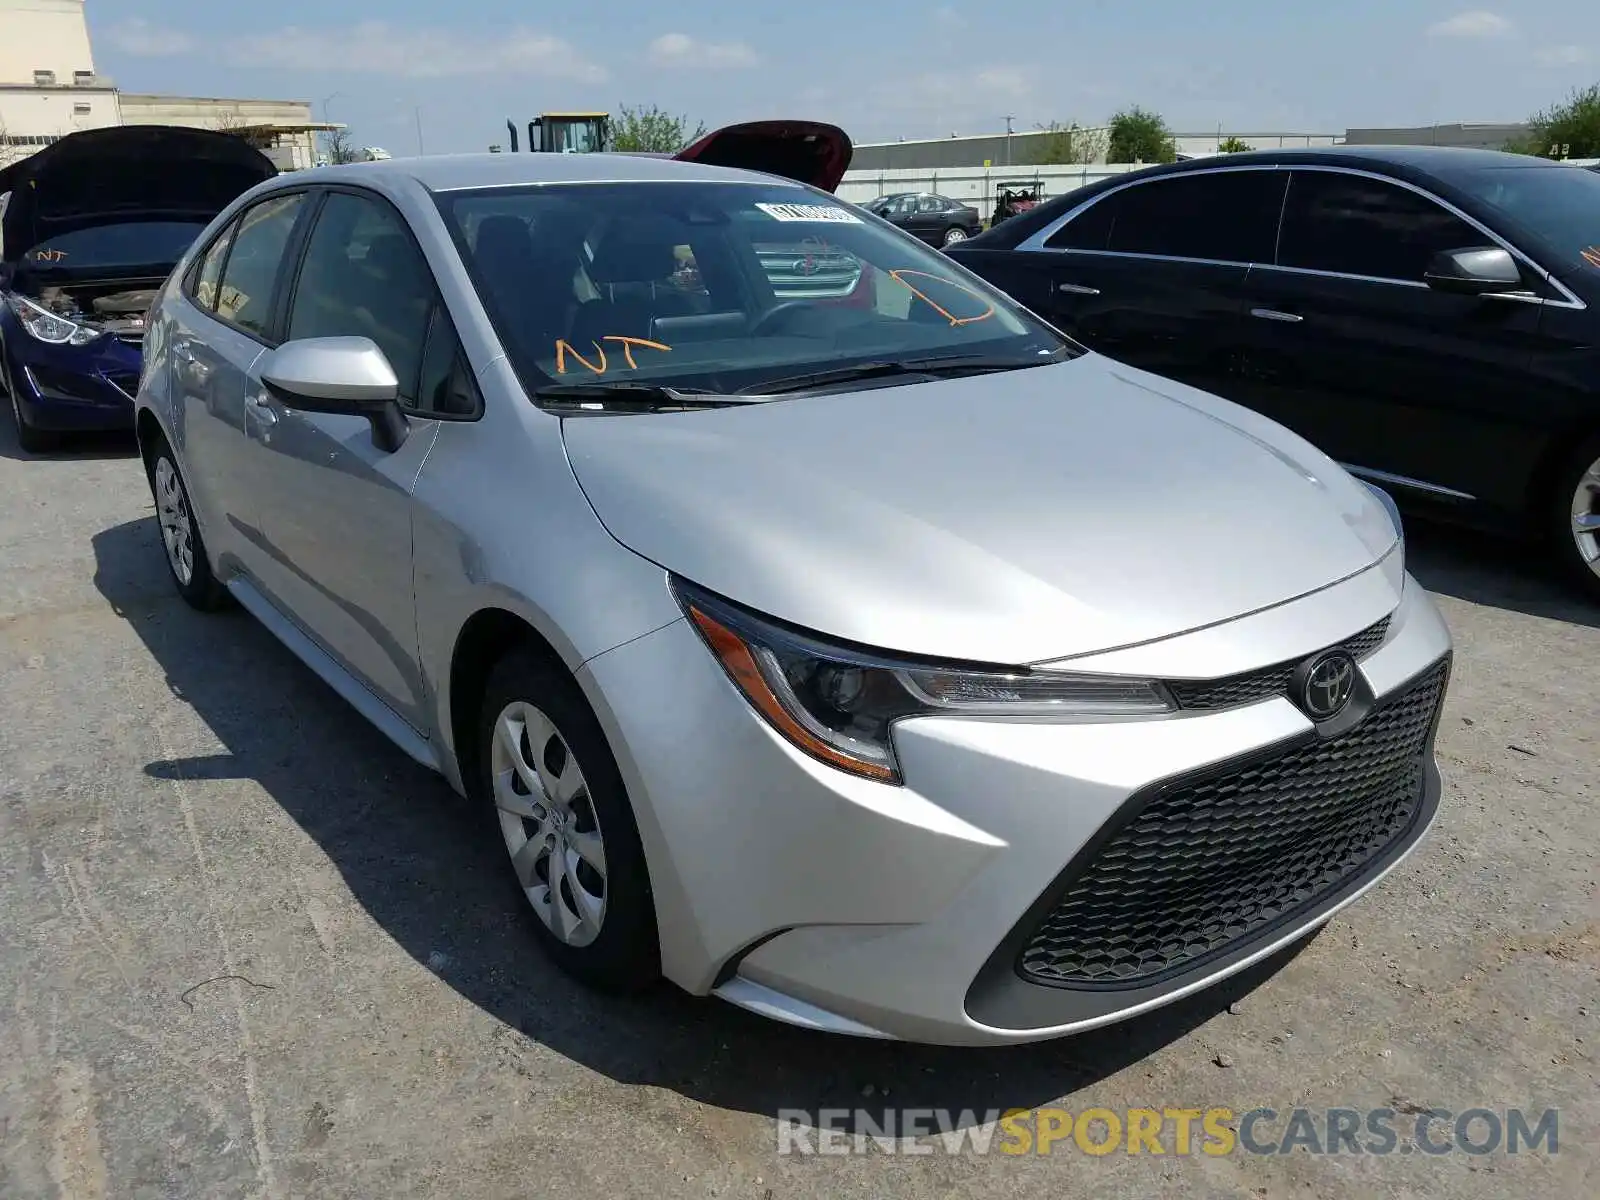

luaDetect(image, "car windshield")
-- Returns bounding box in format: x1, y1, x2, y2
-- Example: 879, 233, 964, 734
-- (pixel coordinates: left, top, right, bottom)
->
17, 221, 210, 272
1442, 165, 1600, 267
435, 180, 1075, 401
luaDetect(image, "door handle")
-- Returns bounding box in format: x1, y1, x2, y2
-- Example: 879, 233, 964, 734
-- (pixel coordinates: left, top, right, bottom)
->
1250, 308, 1304, 323
1057, 283, 1101, 296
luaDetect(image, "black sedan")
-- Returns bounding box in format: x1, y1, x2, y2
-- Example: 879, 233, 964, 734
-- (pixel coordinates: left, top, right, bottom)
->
863, 192, 982, 247
946, 147, 1600, 599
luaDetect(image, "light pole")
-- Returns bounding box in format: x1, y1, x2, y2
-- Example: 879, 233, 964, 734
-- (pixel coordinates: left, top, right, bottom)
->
1004, 114, 1015, 166
414, 107, 425, 157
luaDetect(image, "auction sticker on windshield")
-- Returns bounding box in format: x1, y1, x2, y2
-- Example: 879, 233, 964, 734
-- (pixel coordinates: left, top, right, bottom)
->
756, 202, 861, 224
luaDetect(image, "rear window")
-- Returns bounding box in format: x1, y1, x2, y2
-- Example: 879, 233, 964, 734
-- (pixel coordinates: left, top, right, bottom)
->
19, 221, 209, 270
437, 180, 1071, 400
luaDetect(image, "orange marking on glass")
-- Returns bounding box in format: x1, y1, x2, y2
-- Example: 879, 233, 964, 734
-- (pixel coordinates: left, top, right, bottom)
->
887, 270, 997, 326
555, 339, 608, 374
601, 336, 671, 369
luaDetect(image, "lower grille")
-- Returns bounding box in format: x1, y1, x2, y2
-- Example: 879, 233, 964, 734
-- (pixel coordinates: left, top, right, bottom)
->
1018, 658, 1449, 989
104, 371, 140, 400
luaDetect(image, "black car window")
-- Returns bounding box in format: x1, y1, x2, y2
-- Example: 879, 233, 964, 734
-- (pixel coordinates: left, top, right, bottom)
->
285, 191, 436, 407
189, 221, 237, 313
1437, 164, 1600, 269
916, 195, 945, 214
214, 193, 306, 337
415, 306, 482, 418
1045, 170, 1285, 263
1277, 171, 1482, 282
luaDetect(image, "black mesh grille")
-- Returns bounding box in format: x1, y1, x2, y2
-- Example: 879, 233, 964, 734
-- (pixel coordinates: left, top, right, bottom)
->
1167, 616, 1391, 712
1018, 658, 1447, 989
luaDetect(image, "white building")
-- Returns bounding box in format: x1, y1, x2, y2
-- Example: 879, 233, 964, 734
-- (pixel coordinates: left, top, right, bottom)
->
0, 0, 335, 171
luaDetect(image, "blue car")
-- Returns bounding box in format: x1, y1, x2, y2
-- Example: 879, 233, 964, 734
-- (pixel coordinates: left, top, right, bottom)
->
1, 125, 275, 452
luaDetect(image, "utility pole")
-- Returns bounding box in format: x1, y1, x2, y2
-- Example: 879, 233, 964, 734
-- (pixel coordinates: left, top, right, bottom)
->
1004, 114, 1015, 166
414, 107, 425, 157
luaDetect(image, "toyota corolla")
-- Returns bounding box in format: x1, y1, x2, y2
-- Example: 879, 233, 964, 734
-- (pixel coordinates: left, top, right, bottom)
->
133, 140, 1452, 1046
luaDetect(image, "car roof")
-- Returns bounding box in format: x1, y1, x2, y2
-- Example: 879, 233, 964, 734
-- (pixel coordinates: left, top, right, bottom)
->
1139, 144, 1566, 175
289, 151, 807, 193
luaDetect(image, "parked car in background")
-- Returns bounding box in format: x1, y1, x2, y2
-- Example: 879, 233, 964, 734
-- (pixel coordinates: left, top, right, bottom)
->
0, 125, 276, 452
134, 142, 1451, 1046
866, 191, 982, 246
948, 148, 1600, 599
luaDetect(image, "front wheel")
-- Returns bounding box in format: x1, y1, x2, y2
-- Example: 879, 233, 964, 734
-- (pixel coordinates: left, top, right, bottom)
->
7, 372, 59, 454
941, 226, 969, 247
477, 648, 661, 993
1553, 435, 1600, 602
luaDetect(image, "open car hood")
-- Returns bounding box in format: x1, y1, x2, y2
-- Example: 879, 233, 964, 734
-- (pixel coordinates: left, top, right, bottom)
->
673, 120, 852, 193
0, 125, 277, 262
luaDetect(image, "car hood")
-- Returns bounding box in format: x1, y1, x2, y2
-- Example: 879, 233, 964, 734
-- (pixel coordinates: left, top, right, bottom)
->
673, 120, 852, 193
561, 356, 1401, 665
0, 125, 277, 262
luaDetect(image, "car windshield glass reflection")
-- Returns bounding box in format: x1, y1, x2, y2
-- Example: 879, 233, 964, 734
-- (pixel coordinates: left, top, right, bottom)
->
438, 181, 1074, 402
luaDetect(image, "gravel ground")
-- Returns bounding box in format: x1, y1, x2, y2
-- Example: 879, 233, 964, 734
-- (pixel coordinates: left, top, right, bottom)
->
0, 420, 1594, 1200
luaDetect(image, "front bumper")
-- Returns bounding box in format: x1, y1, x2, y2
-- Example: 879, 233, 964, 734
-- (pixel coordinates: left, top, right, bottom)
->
2, 313, 142, 432
579, 562, 1452, 1046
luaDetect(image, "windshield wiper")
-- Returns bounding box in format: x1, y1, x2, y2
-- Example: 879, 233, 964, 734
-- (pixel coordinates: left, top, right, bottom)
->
535, 382, 756, 411
739, 351, 1066, 396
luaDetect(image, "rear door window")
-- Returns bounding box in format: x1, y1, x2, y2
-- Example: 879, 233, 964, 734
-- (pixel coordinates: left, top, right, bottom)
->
214, 192, 307, 337
189, 221, 237, 313
1046, 170, 1286, 264
1276, 170, 1482, 282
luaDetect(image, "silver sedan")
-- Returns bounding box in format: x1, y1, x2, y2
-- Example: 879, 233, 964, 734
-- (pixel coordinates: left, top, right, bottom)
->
134, 147, 1452, 1046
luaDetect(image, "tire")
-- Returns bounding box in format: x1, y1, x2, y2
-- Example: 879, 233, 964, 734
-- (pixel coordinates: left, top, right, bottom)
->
7, 369, 60, 454
1552, 434, 1600, 603
144, 435, 229, 611
941, 226, 969, 247
477, 647, 661, 993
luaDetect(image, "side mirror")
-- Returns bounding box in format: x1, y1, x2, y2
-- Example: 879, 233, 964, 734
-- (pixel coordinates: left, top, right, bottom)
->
1423, 247, 1525, 296
258, 336, 409, 452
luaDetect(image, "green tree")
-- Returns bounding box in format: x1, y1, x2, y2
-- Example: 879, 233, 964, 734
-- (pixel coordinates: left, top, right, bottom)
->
612, 104, 707, 153
1033, 121, 1107, 165
1507, 83, 1600, 158
1106, 106, 1177, 164
1218, 135, 1254, 154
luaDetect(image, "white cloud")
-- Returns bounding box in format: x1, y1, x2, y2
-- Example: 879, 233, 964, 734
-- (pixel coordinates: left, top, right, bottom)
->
106, 19, 197, 57
646, 33, 760, 70
227, 21, 607, 82
1535, 44, 1592, 66
1427, 11, 1514, 39
933, 7, 967, 32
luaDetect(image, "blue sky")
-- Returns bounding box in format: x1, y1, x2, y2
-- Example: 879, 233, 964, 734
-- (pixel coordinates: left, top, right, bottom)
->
89, 2, 1600, 153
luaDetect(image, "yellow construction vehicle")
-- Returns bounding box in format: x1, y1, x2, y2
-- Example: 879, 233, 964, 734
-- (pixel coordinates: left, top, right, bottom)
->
504, 113, 612, 154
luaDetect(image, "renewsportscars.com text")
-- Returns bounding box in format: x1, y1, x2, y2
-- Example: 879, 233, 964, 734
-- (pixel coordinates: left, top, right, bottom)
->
776, 1106, 1560, 1157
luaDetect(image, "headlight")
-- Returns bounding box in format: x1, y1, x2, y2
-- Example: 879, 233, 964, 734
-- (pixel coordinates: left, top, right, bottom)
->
5, 293, 104, 347
674, 578, 1176, 785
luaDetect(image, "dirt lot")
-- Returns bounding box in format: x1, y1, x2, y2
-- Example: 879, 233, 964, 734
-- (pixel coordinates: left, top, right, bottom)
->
0, 421, 1595, 1200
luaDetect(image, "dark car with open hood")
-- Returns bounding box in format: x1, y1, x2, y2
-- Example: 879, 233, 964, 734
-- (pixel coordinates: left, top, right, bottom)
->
1, 125, 277, 451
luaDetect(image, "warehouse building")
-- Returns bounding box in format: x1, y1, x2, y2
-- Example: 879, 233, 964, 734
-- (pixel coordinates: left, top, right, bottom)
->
0, 0, 336, 171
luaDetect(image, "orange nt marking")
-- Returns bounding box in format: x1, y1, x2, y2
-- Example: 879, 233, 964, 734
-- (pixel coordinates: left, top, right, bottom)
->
555, 340, 608, 375
888, 270, 997, 326
601, 336, 671, 369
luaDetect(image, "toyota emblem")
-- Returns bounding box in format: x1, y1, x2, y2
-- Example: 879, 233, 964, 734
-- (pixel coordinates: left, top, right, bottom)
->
1297, 650, 1357, 721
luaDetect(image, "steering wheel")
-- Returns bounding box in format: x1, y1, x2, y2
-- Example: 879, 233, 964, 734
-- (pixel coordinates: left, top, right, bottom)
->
749, 301, 815, 336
